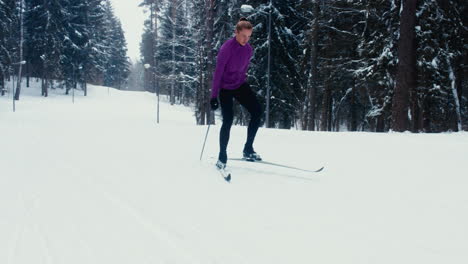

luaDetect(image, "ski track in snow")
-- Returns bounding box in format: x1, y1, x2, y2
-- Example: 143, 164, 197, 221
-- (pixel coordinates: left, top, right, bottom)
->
89, 181, 199, 263
7, 193, 55, 264
25, 194, 55, 264
6, 194, 26, 264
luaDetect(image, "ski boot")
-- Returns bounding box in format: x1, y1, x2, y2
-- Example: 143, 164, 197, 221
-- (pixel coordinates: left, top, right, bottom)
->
243, 149, 262, 162
216, 151, 228, 169
216, 152, 231, 182
216, 160, 226, 170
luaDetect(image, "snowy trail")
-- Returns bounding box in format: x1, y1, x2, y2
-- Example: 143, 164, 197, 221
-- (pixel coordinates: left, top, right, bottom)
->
1, 83, 467, 263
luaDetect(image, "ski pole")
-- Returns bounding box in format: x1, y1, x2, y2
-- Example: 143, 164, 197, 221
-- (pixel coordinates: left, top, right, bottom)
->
199, 112, 212, 161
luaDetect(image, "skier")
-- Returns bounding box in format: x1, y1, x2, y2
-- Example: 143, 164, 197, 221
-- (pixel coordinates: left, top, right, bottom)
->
210, 17, 263, 170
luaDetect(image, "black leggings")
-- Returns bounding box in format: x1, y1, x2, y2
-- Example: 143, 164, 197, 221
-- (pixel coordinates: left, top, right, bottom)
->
219, 83, 262, 155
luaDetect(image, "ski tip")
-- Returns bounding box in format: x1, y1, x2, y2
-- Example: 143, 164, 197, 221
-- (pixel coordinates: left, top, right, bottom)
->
316, 167, 324, 172
225, 174, 231, 182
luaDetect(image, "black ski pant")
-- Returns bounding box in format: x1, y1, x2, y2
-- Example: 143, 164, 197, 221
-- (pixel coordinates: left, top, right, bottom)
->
219, 82, 262, 158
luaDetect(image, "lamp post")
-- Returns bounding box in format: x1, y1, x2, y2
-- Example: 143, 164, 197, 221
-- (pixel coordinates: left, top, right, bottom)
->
241, 3, 272, 128
144, 63, 159, 123
12, 60, 26, 112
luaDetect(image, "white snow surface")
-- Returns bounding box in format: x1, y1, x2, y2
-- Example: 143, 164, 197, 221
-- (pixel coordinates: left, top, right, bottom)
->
1, 81, 468, 264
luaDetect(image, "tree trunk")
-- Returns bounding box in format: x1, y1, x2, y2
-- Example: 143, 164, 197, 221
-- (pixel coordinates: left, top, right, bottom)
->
197, 45, 205, 125
391, 0, 418, 132
320, 80, 332, 131
42, 78, 48, 97
170, 0, 177, 105
349, 86, 358, 131
205, 0, 215, 125
0, 67, 4, 96
14, 0, 24, 101
306, 0, 319, 131
26, 61, 29, 88
445, 44, 462, 131
410, 87, 420, 132
328, 96, 333, 131
41, 78, 44, 96
376, 114, 385, 132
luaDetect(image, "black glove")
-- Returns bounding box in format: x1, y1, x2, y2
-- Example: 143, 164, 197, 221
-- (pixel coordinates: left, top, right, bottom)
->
210, 98, 219, 111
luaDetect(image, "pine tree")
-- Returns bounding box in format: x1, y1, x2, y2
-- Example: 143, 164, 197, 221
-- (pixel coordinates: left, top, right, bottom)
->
61, 0, 90, 94
102, 1, 130, 89
0, 0, 16, 95
190, 0, 206, 124
24, 0, 70, 97
83, 0, 108, 94
190, 0, 215, 125
249, 1, 305, 129
157, 0, 192, 104
354, 0, 400, 132
298, 0, 320, 131
416, 0, 465, 132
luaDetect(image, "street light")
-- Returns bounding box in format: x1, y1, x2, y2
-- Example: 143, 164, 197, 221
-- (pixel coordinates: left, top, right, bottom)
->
241, 3, 272, 128
144, 63, 159, 123
240, 4, 254, 13
12, 60, 26, 112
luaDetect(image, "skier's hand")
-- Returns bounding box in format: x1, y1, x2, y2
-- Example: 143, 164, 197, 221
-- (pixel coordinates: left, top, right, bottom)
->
210, 98, 219, 111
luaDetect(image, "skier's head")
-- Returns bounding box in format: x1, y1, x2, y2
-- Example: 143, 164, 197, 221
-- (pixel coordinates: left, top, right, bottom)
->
235, 17, 253, 46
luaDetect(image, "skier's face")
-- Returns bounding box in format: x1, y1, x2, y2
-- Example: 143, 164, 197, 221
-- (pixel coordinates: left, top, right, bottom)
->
235, 29, 253, 46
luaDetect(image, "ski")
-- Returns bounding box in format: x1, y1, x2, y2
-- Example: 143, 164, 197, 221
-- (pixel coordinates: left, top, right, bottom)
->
230, 158, 324, 173
217, 167, 231, 182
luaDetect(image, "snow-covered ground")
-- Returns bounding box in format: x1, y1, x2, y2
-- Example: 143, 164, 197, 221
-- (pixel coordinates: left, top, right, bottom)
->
1, 80, 467, 264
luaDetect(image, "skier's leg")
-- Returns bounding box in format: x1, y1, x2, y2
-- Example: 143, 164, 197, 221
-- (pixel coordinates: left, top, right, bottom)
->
219, 89, 234, 163
235, 83, 262, 153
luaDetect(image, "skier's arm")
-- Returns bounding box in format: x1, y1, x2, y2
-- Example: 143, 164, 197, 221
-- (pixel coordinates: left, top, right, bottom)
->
211, 45, 230, 98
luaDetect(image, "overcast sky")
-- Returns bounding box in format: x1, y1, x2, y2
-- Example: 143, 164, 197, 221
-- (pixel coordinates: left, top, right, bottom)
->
109, 0, 146, 63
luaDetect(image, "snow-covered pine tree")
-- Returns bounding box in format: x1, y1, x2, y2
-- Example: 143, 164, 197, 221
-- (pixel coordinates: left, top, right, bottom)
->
204, 0, 215, 124
82, 0, 108, 95
109, 19, 131, 89
61, 0, 89, 94
12, 0, 24, 101
191, 0, 214, 125
245, 0, 302, 129
188, 0, 205, 124
213, 0, 241, 43
416, 0, 466, 132
319, 1, 372, 132
24, 0, 70, 97
354, 0, 401, 132
0, 0, 16, 95
177, 0, 197, 106
297, 0, 320, 131
157, 0, 192, 105
102, 1, 130, 89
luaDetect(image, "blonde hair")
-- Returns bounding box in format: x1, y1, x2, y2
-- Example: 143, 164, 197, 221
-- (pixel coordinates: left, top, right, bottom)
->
236, 17, 253, 32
